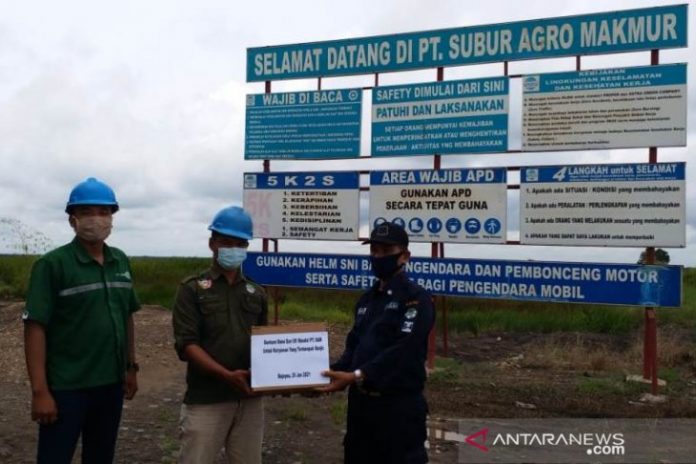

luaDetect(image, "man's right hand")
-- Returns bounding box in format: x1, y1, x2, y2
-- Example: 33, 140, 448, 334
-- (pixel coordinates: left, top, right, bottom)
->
222, 369, 252, 396
25, 321, 56, 425
31, 389, 58, 425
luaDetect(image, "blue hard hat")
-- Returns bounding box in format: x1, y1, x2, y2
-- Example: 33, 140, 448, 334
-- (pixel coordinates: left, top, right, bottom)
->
208, 206, 253, 240
65, 177, 119, 213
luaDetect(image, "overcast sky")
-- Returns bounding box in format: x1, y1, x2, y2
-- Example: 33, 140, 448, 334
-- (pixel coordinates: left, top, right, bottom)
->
0, 0, 693, 266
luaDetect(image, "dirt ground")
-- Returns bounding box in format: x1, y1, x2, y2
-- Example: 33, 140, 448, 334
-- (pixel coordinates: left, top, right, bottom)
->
1, 302, 695, 463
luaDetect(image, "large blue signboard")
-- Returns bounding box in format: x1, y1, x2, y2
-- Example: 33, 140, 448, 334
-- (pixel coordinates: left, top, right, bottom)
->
245, 89, 362, 159
372, 77, 508, 156
247, 5, 688, 81
245, 253, 682, 307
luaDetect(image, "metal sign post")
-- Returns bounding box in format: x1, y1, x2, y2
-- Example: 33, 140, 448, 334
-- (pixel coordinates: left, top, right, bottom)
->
643, 50, 660, 395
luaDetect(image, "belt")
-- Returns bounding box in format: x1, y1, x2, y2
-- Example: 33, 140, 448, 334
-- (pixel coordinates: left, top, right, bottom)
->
354, 385, 418, 398
355, 385, 382, 397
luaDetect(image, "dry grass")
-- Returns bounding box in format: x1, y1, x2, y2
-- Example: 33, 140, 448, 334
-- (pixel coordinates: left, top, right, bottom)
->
626, 328, 696, 369
522, 328, 696, 374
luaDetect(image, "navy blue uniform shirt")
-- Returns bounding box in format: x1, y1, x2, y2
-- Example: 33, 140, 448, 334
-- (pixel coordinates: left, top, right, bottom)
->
332, 271, 435, 393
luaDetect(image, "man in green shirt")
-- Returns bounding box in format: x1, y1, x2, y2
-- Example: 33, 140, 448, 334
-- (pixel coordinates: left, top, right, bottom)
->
23, 177, 140, 464
173, 205, 267, 464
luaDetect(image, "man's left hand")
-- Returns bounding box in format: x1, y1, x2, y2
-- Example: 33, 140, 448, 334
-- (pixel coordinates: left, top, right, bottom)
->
124, 370, 138, 400
316, 370, 356, 393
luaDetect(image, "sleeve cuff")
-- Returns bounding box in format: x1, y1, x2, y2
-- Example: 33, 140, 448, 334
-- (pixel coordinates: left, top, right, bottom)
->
174, 339, 199, 361
22, 312, 49, 326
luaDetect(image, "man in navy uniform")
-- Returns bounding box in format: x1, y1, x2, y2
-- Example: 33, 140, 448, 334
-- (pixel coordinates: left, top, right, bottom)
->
321, 221, 435, 464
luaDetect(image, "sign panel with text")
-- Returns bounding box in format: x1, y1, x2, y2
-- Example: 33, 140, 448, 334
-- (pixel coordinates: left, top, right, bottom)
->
520, 163, 686, 247
244, 252, 683, 307
243, 171, 360, 240
371, 77, 509, 156
245, 89, 362, 159
369, 168, 507, 243
247, 5, 688, 81
522, 64, 687, 151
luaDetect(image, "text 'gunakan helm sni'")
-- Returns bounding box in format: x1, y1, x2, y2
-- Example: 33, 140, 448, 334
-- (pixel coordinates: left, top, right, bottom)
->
208, 206, 253, 240
65, 177, 119, 213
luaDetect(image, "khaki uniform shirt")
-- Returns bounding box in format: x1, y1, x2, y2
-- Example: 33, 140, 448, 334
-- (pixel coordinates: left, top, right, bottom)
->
173, 267, 267, 404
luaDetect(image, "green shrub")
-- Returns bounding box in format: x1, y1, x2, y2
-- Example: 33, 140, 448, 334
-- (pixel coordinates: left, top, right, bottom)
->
130, 257, 209, 308
0, 254, 38, 299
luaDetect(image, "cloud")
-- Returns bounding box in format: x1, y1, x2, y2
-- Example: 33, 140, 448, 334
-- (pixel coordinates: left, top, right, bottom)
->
0, 0, 693, 266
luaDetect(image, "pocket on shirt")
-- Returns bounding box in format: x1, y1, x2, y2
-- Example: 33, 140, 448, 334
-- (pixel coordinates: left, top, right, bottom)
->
198, 296, 228, 328
376, 311, 407, 343
241, 295, 264, 327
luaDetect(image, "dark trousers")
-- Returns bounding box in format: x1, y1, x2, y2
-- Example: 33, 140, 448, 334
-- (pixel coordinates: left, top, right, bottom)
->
344, 387, 428, 464
37, 383, 124, 464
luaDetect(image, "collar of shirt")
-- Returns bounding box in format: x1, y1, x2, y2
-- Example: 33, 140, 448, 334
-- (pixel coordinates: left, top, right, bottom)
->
370, 271, 410, 299
207, 265, 251, 285
71, 237, 115, 264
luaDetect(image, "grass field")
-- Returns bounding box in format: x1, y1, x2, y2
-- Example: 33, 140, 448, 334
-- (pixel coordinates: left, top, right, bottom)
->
1, 254, 694, 334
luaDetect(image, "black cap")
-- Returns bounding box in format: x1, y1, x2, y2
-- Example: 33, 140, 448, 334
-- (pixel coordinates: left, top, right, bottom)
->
362, 222, 409, 247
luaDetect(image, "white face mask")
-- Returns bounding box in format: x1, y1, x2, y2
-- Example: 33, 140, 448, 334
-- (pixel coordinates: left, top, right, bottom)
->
216, 247, 247, 270
72, 215, 112, 243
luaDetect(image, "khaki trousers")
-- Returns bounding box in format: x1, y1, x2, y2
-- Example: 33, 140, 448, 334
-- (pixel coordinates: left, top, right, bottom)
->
178, 397, 264, 464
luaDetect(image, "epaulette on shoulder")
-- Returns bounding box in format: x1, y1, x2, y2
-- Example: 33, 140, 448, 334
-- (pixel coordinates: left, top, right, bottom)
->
406, 278, 429, 297
181, 271, 209, 285
244, 277, 267, 295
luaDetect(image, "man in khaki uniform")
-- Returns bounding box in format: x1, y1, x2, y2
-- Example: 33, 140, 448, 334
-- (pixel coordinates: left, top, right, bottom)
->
173, 205, 267, 464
